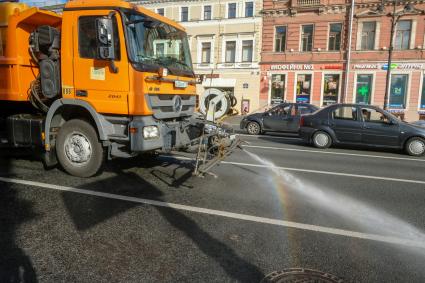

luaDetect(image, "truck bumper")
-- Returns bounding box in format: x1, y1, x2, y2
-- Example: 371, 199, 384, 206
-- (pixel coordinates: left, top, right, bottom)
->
129, 116, 202, 152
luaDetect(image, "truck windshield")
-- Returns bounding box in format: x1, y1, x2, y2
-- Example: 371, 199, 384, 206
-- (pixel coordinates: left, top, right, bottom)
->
123, 11, 194, 77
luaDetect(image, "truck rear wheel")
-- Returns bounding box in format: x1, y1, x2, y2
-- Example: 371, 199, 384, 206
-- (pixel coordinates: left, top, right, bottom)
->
56, 119, 104, 177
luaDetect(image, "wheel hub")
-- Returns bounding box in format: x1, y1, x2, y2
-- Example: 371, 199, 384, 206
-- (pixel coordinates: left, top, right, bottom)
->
248, 123, 259, 133
315, 133, 328, 147
64, 132, 92, 165
409, 140, 425, 155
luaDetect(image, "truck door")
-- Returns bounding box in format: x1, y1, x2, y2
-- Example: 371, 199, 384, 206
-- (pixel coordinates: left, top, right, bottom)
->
73, 11, 129, 115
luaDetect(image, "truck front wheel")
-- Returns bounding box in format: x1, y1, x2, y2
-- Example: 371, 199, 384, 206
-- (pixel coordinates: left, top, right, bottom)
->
56, 119, 104, 177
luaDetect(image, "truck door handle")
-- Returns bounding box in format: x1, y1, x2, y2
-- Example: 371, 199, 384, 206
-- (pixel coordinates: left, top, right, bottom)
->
364, 126, 371, 129
76, 90, 88, 97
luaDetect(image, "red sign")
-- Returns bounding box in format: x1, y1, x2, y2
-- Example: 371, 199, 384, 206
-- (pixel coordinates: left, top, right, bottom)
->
321, 65, 344, 70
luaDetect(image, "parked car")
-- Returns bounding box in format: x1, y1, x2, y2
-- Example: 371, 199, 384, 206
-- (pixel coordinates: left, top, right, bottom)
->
299, 104, 425, 156
240, 103, 318, 135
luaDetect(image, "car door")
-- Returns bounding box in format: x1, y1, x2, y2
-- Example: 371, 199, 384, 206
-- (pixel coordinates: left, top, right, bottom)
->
329, 106, 362, 143
262, 104, 292, 131
360, 107, 400, 147
287, 104, 316, 132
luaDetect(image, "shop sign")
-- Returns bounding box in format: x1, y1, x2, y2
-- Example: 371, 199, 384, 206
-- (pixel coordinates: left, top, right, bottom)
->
353, 63, 425, 70
270, 64, 314, 71
322, 64, 344, 70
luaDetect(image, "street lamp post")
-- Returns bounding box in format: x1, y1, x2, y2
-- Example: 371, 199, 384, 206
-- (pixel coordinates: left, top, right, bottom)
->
383, 1, 421, 110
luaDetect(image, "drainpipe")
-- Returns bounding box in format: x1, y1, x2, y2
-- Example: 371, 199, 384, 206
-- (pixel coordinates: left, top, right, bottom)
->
342, 0, 355, 103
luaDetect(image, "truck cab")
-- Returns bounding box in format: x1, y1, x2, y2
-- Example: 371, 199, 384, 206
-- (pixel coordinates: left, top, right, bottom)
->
0, 0, 203, 177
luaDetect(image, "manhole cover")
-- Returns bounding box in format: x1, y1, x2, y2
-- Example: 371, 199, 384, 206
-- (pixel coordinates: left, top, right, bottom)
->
261, 268, 344, 283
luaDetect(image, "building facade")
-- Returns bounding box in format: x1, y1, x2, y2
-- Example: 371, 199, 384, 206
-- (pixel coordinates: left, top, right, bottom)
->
136, 0, 263, 114
261, 0, 425, 121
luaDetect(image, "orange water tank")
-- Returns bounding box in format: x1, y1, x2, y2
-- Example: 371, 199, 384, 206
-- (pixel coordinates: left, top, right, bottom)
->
0, 2, 29, 56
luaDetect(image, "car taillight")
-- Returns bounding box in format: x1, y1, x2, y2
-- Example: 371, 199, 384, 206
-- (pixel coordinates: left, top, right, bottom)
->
300, 116, 305, 127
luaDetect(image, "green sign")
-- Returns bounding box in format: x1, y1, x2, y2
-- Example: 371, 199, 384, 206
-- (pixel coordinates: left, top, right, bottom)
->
358, 85, 369, 97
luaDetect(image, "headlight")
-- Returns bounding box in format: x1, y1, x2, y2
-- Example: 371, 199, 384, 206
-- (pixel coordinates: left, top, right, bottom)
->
143, 126, 160, 139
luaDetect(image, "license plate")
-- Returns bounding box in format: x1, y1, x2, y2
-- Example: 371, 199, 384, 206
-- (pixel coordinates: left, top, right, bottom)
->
175, 80, 188, 88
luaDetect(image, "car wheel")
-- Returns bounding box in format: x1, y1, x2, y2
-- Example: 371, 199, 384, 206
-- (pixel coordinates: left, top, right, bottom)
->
405, 137, 425, 156
56, 119, 105, 177
246, 122, 261, 135
312, 131, 332, 149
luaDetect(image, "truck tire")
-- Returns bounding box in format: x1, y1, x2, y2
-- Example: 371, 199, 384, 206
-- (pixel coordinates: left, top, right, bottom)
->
56, 119, 104, 177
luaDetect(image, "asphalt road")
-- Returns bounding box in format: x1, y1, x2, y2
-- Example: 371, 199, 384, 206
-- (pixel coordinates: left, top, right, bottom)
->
1, 131, 425, 282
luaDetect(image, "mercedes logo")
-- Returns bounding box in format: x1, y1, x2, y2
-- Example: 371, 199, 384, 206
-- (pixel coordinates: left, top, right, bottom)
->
173, 96, 183, 113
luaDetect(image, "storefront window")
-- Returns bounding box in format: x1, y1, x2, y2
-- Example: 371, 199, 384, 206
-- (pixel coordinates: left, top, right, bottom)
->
355, 74, 373, 104
389, 74, 408, 109
322, 74, 340, 106
271, 74, 285, 105
296, 74, 312, 103
421, 75, 425, 109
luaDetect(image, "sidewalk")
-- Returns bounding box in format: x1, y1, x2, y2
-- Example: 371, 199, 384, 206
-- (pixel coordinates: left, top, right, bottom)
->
221, 115, 244, 126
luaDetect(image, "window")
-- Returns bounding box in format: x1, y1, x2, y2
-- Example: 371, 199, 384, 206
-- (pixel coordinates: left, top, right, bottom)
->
295, 105, 313, 115
201, 42, 211, 63
389, 74, 408, 109
271, 74, 285, 105
360, 108, 390, 123
361, 22, 376, 50
156, 8, 164, 16
322, 74, 340, 105
275, 26, 287, 52
333, 107, 358, 121
181, 7, 188, 22
225, 41, 236, 63
79, 16, 120, 60
355, 74, 373, 104
296, 74, 312, 103
155, 43, 165, 57
203, 5, 211, 20
228, 3, 236, 19
395, 20, 411, 50
421, 75, 425, 109
269, 104, 291, 116
245, 2, 253, 17
242, 40, 253, 62
301, 25, 314, 52
328, 23, 342, 51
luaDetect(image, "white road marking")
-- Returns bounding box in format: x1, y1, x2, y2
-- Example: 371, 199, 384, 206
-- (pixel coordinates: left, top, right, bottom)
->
1, 176, 424, 249
237, 134, 301, 140
167, 156, 425, 185
243, 145, 425, 163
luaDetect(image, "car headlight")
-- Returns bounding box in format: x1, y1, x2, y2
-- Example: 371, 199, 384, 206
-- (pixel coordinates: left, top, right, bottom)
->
143, 126, 160, 139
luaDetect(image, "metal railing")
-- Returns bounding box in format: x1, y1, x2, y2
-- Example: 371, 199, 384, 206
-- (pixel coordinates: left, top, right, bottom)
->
296, 0, 321, 6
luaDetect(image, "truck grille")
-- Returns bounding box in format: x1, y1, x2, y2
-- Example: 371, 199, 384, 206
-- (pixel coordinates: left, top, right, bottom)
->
147, 94, 196, 119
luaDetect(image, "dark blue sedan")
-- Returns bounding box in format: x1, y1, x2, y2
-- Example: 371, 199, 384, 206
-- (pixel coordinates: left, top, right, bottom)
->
240, 103, 318, 135
299, 104, 425, 156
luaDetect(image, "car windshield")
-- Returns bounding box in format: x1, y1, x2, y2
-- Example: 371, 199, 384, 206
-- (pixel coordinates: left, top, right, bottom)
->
123, 11, 194, 77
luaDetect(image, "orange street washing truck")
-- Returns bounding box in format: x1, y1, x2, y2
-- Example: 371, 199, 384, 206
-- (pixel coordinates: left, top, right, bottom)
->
0, 0, 239, 177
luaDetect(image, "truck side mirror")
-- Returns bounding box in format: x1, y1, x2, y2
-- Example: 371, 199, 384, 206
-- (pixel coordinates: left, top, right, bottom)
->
96, 18, 115, 60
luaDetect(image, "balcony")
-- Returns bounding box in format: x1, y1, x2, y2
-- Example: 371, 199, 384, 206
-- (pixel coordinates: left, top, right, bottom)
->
296, 0, 321, 6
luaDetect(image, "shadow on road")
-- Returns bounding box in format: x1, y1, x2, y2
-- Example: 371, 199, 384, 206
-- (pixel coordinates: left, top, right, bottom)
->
0, 150, 38, 282
61, 158, 264, 282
